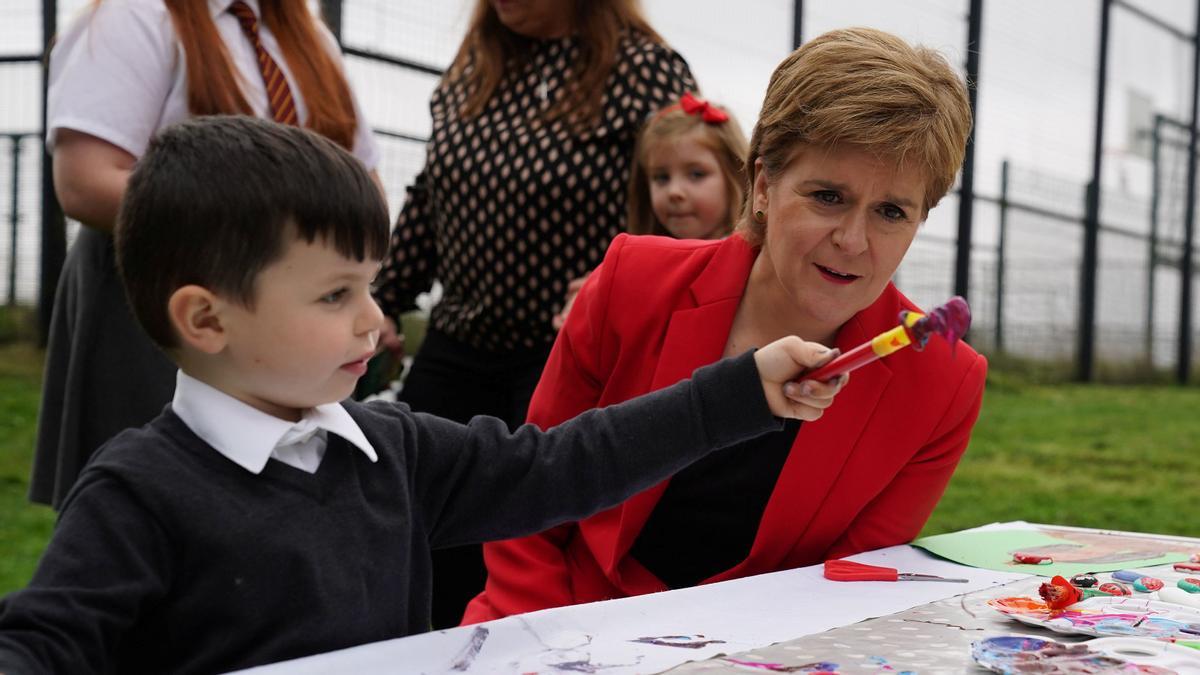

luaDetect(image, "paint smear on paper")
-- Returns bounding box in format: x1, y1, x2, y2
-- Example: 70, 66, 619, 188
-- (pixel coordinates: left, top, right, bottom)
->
548, 658, 641, 673
630, 634, 726, 649
450, 625, 489, 671
864, 655, 915, 673
721, 657, 841, 673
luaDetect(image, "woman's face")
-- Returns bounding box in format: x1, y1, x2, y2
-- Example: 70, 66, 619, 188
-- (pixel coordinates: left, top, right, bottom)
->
752, 144, 926, 335
490, 0, 573, 39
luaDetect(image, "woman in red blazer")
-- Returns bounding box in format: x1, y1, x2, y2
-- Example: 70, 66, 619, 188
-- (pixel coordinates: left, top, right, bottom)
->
464, 27, 986, 623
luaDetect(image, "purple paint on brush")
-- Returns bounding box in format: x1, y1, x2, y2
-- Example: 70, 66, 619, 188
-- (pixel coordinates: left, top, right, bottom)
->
906, 295, 971, 350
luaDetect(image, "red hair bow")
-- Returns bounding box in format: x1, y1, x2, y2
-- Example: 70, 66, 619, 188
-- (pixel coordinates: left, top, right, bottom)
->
679, 92, 729, 124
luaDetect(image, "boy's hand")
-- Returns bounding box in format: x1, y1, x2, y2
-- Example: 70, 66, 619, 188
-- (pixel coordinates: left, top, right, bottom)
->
753, 337, 848, 420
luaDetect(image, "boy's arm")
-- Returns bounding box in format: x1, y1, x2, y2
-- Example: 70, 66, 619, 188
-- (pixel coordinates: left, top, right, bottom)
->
0, 473, 172, 674
412, 349, 782, 550
825, 354, 987, 558
468, 342, 844, 622
464, 235, 842, 622
411, 333, 843, 552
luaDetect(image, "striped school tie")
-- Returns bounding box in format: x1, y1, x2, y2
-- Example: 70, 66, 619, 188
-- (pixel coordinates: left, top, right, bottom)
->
227, 1, 299, 125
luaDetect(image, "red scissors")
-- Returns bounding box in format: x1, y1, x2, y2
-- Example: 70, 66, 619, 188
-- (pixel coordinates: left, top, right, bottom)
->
824, 559, 969, 583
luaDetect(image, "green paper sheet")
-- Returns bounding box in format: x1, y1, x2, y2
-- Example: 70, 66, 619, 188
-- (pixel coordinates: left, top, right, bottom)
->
912, 526, 1198, 578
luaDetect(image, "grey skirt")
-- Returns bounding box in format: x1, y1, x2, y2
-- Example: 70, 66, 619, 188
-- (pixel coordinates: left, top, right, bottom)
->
30, 226, 175, 508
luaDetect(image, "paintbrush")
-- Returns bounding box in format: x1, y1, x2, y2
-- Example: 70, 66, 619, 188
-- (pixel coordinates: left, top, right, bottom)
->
798, 296, 971, 383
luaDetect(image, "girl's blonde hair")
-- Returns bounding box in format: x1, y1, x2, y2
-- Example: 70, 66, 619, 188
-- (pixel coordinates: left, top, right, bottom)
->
737, 27, 972, 246
627, 99, 748, 237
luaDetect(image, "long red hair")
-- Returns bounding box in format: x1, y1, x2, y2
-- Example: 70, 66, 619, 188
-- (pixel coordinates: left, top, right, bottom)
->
158, 0, 357, 150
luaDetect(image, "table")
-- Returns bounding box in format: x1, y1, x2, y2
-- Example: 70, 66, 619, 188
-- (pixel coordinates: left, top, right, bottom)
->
238, 545, 1027, 674
237, 524, 1200, 674
664, 559, 1200, 673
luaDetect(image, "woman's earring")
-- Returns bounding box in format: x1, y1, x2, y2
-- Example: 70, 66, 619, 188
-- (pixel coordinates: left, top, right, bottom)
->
754, 209, 766, 223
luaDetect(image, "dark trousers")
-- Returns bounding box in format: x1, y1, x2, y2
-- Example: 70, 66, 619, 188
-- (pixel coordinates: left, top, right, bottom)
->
398, 327, 553, 629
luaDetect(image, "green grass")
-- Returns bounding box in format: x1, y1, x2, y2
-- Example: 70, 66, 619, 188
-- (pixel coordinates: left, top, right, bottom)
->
924, 369, 1200, 538
1, 342, 1199, 596
0, 342, 55, 595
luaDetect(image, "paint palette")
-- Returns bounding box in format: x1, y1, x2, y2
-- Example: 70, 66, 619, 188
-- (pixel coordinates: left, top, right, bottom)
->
972, 635, 1200, 674
988, 596, 1200, 640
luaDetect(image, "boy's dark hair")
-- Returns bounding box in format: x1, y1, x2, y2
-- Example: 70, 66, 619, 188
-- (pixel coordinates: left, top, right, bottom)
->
115, 115, 389, 349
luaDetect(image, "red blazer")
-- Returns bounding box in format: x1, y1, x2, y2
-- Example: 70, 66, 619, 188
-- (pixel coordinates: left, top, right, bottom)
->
464, 234, 987, 624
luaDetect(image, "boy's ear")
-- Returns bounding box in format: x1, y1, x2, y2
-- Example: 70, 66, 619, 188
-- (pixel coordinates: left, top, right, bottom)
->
167, 285, 228, 355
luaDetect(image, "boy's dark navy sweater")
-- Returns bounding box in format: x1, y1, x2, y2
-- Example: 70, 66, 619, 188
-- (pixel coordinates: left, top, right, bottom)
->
0, 352, 778, 675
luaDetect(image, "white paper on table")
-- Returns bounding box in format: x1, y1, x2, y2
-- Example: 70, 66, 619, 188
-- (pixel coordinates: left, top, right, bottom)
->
235, 545, 1029, 675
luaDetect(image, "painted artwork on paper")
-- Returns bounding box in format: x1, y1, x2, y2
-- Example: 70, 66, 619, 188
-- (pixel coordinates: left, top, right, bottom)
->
914, 525, 1199, 577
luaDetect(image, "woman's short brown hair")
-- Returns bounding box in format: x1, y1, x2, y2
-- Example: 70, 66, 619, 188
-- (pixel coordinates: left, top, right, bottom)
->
737, 27, 972, 246
627, 103, 748, 236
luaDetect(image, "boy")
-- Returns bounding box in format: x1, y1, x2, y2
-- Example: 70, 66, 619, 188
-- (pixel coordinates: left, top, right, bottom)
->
0, 116, 843, 674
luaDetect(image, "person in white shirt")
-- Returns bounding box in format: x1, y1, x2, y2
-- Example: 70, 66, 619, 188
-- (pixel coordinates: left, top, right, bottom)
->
32, 0, 382, 508
0, 115, 845, 674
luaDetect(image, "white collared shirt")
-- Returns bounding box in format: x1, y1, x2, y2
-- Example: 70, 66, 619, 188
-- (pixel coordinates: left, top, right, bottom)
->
46, 0, 379, 168
171, 370, 377, 474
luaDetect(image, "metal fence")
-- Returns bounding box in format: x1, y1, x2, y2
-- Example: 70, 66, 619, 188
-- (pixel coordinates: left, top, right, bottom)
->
895, 144, 1199, 379
6, 0, 1200, 383
331, 0, 453, 218
0, 133, 41, 306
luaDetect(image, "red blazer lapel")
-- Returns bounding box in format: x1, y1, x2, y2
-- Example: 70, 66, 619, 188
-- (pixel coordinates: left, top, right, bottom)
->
582, 237, 757, 580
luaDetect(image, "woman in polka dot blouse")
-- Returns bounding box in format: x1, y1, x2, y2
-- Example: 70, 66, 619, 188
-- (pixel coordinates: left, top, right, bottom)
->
372, 0, 695, 629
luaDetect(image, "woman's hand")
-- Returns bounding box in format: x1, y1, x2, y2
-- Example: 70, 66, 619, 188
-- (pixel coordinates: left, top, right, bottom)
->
377, 318, 405, 358
753, 336, 848, 420
552, 275, 590, 330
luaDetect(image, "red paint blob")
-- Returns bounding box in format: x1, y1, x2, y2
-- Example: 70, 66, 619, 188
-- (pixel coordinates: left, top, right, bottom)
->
1038, 575, 1082, 609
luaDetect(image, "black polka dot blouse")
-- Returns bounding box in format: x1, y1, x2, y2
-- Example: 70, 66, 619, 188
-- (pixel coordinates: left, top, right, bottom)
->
374, 32, 696, 353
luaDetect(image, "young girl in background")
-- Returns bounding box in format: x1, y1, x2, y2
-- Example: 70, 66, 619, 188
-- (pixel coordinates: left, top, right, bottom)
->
627, 92, 748, 239
553, 94, 746, 329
